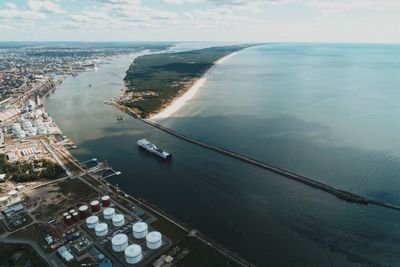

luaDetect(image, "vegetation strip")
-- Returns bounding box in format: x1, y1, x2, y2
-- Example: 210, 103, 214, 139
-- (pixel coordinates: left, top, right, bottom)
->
122, 45, 252, 118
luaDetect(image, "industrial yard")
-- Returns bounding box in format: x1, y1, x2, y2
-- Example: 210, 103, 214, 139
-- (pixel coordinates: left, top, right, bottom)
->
0, 165, 250, 267
0, 43, 252, 267
0, 97, 250, 266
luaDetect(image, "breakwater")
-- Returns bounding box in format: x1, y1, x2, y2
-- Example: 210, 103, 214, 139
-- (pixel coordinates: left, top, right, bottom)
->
119, 105, 400, 211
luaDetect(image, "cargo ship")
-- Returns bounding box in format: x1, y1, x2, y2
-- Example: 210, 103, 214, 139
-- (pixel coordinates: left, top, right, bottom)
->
137, 139, 172, 160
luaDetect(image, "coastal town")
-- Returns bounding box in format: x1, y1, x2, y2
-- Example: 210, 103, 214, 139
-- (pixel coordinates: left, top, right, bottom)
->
0, 43, 251, 267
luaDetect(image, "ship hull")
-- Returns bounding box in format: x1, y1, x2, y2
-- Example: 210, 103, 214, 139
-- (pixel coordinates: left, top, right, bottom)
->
137, 140, 172, 160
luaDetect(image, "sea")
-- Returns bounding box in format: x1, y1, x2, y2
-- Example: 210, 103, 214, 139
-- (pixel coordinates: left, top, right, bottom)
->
45, 43, 400, 266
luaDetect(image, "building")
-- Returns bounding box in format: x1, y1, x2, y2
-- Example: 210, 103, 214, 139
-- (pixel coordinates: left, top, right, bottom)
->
57, 246, 74, 263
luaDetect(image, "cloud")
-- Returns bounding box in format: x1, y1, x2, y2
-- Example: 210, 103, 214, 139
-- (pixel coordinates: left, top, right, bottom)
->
2, 0, 399, 42
161, 0, 205, 5
0, 2, 49, 31
0, 8, 46, 21
304, 0, 400, 15
0, 24, 13, 30
90, 0, 141, 4
4, 2, 18, 9
28, 0, 65, 14
64, 0, 180, 30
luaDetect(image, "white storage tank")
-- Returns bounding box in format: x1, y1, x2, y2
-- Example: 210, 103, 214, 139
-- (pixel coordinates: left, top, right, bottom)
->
146, 231, 162, 249
38, 126, 47, 135
16, 130, 26, 138
86, 215, 99, 229
112, 233, 128, 252
125, 244, 142, 264
26, 130, 36, 136
22, 121, 32, 129
11, 123, 21, 131
33, 120, 44, 127
8, 190, 18, 199
95, 223, 108, 237
132, 222, 148, 239
0, 196, 8, 205
103, 207, 115, 220
112, 214, 125, 227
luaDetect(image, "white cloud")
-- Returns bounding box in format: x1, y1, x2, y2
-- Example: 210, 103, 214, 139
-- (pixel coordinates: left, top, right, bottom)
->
304, 0, 400, 15
63, 0, 181, 31
0, 24, 13, 30
28, 0, 65, 14
161, 0, 205, 5
1, 0, 400, 42
0, 9, 46, 20
4, 2, 18, 9
0, 2, 48, 32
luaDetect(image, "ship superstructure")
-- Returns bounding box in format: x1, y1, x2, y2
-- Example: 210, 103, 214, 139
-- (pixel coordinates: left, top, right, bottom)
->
137, 139, 171, 160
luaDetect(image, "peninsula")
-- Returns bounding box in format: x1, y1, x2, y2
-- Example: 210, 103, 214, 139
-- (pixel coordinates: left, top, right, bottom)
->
121, 45, 250, 118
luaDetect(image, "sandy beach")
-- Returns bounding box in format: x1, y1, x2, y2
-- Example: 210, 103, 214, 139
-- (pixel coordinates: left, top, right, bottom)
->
148, 51, 240, 122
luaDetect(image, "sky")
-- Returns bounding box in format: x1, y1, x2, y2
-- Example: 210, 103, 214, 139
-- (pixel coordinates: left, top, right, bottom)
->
0, 0, 399, 42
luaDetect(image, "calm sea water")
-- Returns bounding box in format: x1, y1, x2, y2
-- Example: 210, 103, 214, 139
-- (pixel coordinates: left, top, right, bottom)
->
45, 44, 400, 266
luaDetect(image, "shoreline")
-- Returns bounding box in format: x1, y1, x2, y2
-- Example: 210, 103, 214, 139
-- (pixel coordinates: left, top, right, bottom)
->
32, 53, 253, 267
147, 51, 240, 122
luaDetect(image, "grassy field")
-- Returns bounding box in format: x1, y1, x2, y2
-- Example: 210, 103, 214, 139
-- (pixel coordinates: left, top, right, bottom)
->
24, 178, 98, 220
123, 45, 249, 117
0, 153, 65, 183
0, 243, 49, 267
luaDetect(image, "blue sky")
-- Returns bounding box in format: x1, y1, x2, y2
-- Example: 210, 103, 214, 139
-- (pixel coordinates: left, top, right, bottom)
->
0, 0, 399, 42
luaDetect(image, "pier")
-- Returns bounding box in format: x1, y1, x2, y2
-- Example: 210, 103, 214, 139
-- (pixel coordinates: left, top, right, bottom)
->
118, 104, 400, 212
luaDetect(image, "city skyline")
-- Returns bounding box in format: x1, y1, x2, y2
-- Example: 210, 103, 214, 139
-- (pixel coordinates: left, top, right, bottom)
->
1, 0, 400, 43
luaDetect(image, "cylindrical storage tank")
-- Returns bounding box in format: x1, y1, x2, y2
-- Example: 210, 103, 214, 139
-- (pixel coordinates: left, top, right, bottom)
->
95, 223, 108, 237
22, 121, 32, 129
132, 222, 148, 239
146, 231, 162, 249
90, 200, 100, 212
8, 190, 18, 197
62, 213, 69, 224
112, 234, 128, 252
86, 215, 99, 229
103, 207, 115, 220
65, 215, 73, 226
79, 205, 89, 219
16, 130, 26, 138
125, 244, 142, 264
8, 190, 18, 199
101, 195, 111, 207
72, 212, 80, 221
112, 214, 125, 227
12, 123, 21, 131
33, 120, 44, 127
38, 128, 47, 135
0, 196, 9, 205
26, 131, 35, 136
69, 209, 76, 215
